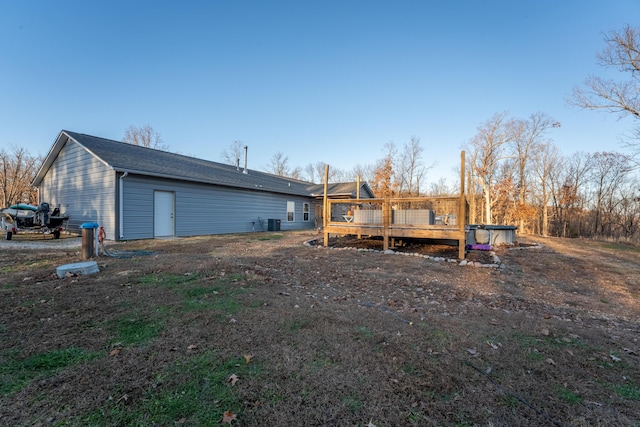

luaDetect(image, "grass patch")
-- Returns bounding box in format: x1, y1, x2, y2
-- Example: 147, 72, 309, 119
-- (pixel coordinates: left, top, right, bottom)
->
615, 383, 640, 400
288, 318, 309, 332
531, 335, 586, 363
27, 259, 54, 269
180, 273, 248, 313
554, 386, 582, 404
528, 349, 545, 362
502, 393, 520, 408
401, 364, 417, 374
309, 356, 335, 373
182, 285, 246, 314
513, 333, 586, 354
423, 389, 461, 402
0, 347, 101, 396
356, 326, 374, 339
421, 325, 452, 349
79, 351, 260, 426
217, 273, 245, 283
256, 233, 284, 241
602, 242, 640, 253
108, 315, 165, 347
340, 393, 362, 412
405, 410, 424, 423
137, 273, 200, 289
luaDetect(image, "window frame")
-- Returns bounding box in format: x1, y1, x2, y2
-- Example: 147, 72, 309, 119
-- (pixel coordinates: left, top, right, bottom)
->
286, 201, 295, 222
303, 202, 310, 222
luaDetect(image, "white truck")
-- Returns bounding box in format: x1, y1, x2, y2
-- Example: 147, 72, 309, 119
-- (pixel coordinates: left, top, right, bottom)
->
1, 202, 69, 240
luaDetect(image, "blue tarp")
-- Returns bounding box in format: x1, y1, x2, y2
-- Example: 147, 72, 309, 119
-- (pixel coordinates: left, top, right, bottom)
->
9, 204, 37, 211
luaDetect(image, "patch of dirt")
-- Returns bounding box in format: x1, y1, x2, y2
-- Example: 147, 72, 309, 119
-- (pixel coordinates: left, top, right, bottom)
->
1, 232, 639, 426
317, 235, 504, 264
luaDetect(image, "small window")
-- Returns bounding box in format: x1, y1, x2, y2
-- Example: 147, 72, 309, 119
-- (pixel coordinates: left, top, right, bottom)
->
303, 202, 310, 222
287, 201, 295, 222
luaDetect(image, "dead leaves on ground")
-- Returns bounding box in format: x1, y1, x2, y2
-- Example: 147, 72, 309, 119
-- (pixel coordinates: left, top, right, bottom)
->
221, 354, 255, 423
228, 374, 239, 386
221, 410, 237, 424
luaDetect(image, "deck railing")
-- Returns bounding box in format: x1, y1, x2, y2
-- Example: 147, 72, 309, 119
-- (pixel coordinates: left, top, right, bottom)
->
323, 195, 468, 259
321, 151, 468, 259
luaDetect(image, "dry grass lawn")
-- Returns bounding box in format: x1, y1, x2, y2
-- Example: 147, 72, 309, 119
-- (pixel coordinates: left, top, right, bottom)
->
1, 231, 639, 426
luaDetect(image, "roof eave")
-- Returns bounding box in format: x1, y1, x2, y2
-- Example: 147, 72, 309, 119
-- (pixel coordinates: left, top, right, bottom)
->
115, 168, 312, 197
32, 130, 70, 186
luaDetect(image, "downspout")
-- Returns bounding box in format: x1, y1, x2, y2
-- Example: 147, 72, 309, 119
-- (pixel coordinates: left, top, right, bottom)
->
119, 172, 128, 240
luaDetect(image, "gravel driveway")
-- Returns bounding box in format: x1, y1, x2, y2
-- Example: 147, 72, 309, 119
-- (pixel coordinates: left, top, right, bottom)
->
0, 236, 82, 250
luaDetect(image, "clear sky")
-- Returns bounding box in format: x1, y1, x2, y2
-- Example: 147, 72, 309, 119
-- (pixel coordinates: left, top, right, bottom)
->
1, 1, 638, 184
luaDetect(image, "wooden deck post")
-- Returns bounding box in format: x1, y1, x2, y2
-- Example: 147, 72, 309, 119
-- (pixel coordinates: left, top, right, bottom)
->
458, 151, 466, 260
383, 197, 391, 251
356, 176, 362, 239
323, 164, 329, 247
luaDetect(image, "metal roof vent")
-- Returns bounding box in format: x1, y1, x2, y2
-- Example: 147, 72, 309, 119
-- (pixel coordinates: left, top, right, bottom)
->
243, 145, 248, 174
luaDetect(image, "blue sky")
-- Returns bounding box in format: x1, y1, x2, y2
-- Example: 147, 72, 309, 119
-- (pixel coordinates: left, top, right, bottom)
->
1, 1, 638, 183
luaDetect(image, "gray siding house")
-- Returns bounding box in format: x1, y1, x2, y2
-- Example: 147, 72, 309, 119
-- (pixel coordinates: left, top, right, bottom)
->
32, 130, 374, 241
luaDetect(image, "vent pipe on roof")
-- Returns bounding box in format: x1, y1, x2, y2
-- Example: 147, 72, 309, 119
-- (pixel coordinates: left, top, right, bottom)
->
243, 146, 248, 174
236, 157, 240, 171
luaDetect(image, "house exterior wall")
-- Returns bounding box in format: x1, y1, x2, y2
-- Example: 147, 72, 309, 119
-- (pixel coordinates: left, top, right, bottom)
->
39, 140, 117, 238
121, 175, 316, 240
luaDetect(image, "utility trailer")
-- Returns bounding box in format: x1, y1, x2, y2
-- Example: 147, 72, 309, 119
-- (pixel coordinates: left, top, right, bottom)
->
1, 203, 70, 240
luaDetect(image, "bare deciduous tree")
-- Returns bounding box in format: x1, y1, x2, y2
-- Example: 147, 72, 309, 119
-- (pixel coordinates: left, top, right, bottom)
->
350, 163, 375, 186
304, 161, 338, 183
123, 125, 168, 150
304, 163, 319, 183
428, 177, 452, 196
0, 145, 41, 207
552, 151, 593, 237
466, 112, 515, 224
511, 113, 560, 231
569, 25, 640, 155
396, 136, 427, 196
588, 152, 633, 235
221, 141, 245, 167
532, 142, 562, 236
266, 151, 290, 177
289, 166, 303, 180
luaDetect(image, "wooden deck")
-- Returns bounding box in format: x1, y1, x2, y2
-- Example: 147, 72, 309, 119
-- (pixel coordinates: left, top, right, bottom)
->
322, 198, 467, 259
321, 152, 468, 259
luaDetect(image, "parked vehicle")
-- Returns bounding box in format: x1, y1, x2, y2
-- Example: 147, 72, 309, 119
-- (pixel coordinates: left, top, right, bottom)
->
0, 202, 69, 240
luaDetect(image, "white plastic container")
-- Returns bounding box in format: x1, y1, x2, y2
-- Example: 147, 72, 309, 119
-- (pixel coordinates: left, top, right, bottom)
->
56, 261, 99, 278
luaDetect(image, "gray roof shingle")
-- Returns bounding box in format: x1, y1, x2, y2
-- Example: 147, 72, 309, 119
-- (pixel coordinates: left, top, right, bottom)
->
34, 131, 373, 198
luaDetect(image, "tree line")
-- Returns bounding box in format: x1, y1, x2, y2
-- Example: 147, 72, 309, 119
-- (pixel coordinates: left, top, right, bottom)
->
465, 112, 639, 242
465, 25, 640, 241
2, 25, 638, 243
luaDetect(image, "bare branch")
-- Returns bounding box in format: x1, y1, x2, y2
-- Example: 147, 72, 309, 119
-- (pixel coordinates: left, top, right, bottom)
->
122, 124, 168, 150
